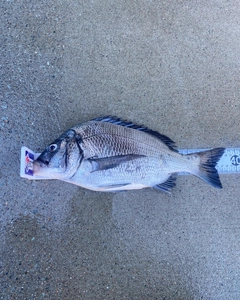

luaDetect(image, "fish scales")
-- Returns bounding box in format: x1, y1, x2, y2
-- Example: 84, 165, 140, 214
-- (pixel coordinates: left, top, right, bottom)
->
33, 116, 225, 192
74, 121, 174, 159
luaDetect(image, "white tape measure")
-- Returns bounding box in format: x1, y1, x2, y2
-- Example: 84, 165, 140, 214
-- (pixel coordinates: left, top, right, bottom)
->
20, 146, 240, 180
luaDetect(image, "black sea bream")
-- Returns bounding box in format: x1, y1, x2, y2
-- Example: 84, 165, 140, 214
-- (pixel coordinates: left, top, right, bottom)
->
33, 116, 225, 192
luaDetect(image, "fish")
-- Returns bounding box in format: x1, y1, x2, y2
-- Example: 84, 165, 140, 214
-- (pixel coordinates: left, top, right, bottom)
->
33, 116, 225, 192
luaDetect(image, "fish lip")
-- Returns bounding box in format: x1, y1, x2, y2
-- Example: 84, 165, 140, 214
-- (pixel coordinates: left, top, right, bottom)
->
34, 151, 51, 166
33, 160, 40, 174
33, 159, 47, 169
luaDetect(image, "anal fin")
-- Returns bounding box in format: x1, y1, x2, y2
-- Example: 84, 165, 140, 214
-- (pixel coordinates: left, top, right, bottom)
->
153, 175, 177, 193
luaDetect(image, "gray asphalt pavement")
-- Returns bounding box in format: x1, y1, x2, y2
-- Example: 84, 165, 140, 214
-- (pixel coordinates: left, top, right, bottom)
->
1, 1, 240, 299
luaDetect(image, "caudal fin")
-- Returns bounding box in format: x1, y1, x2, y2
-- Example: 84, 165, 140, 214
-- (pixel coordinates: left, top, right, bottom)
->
191, 148, 225, 188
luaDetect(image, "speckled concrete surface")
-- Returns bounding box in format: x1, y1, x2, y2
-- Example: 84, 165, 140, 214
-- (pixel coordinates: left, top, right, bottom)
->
1, 1, 240, 299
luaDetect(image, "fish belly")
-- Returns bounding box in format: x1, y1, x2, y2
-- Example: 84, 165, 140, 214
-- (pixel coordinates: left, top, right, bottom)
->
68, 156, 172, 192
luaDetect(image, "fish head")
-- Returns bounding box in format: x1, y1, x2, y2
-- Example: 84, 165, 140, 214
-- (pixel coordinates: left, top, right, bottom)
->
33, 129, 83, 179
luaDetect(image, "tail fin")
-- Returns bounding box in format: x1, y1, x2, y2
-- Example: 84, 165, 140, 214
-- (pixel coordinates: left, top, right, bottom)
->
190, 148, 225, 188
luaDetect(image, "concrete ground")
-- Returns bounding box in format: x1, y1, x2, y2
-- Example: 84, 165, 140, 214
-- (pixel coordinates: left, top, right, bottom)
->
1, 1, 240, 299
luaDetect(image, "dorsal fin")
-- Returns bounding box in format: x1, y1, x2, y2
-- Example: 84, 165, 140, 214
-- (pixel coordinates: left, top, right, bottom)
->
92, 116, 178, 152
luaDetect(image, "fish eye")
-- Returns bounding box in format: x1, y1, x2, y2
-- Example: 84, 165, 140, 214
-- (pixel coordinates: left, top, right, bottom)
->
49, 144, 58, 152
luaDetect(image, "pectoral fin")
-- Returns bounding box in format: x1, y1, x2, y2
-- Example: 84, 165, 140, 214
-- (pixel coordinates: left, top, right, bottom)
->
89, 154, 146, 172
98, 183, 130, 191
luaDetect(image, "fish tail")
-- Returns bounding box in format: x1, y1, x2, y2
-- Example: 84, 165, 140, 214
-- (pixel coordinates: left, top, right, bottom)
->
189, 147, 225, 188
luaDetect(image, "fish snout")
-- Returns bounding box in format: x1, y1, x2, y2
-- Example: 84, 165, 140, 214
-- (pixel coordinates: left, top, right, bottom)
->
34, 152, 51, 166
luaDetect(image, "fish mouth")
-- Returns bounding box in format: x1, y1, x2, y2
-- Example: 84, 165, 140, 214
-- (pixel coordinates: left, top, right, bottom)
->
33, 159, 48, 174
35, 151, 51, 166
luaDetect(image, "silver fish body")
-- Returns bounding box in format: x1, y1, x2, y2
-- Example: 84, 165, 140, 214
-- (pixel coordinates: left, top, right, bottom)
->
33, 116, 225, 192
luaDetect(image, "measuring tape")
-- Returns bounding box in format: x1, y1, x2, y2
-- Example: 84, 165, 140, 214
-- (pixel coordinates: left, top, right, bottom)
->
20, 146, 240, 180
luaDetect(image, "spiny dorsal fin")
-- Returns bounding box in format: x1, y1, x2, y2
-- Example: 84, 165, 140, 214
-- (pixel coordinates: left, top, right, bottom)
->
93, 116, 178, 152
